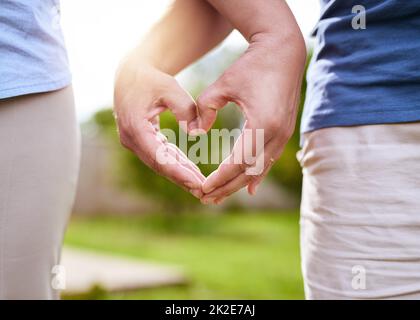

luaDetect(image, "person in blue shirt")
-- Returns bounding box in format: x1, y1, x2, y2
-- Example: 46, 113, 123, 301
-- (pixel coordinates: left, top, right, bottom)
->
297, 0, 420, 299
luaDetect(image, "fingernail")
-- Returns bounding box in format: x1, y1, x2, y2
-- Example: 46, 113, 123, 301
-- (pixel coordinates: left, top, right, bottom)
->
249, 185, 258, 196
214, 198, 225, 205
254, 183, 260, 194
201, 197, 215, 205
203, 185, 216, 194
185, 182, 196, 189
190, 189, 202, 199
248, 185, 256, 196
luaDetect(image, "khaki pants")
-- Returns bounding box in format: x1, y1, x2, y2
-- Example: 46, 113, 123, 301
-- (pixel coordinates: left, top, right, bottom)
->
0, 86, 80, 299
299, 123, 420, 299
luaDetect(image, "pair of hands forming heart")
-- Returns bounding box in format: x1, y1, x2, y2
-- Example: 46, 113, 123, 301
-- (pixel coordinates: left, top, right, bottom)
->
114, 42, 305, 205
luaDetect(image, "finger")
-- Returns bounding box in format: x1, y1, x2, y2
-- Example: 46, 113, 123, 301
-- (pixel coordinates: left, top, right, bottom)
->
162, 78, 199, 133
147, 121, 205, 195
166, 143, 200, 173
214, 197, 226, 205
204, 137, 283, 201
152, 141, 204, 190
247, 170, 266, 196
196, 78, 230, 133
150, 115, 160, 131
164, 157, 204, 199
202, 135, 273, 202
202, 122, 267, 194
247, 152, 276, 196
160, 150, 204, 193
202, 156, 241, 194
131, 120, 204, 195
165, 160, 204, 198
201, 171, 253, 204
246, 135, 284, 195
165, 143, 205, 184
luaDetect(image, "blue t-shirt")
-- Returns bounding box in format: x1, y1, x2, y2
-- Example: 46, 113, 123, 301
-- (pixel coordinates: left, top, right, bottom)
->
301, 0, 420, 135
0, 0, 70, 99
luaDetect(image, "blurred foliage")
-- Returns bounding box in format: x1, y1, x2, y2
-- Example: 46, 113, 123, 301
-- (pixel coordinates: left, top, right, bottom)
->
64, 211, 303, 299
93, 103, 241, 211
91, 47, 311, 209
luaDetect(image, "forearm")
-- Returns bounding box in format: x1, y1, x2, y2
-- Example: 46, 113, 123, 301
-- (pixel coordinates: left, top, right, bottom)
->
130, 0, 232, 75
206, 0, 305, 54
197, 1, 307, 202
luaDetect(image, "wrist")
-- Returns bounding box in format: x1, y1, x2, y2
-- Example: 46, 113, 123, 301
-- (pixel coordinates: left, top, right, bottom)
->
249, 28, 307, 64
116, 50, 160, 83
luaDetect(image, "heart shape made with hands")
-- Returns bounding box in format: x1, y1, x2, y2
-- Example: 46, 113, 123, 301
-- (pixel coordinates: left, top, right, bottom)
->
155, 117, 266, 204
151, 82, 269, 206
115, 49, 299, 205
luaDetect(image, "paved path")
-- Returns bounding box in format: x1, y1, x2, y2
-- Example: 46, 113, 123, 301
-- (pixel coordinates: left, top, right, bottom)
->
61, 247, 187, 295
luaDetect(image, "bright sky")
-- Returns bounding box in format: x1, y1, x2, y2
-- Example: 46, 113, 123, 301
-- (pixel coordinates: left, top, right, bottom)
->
60, 0, 320, 121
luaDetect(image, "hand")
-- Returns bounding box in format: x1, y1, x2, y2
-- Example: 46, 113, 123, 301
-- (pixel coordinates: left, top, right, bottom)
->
197, 36, 306, 204
114, 55, 205, 199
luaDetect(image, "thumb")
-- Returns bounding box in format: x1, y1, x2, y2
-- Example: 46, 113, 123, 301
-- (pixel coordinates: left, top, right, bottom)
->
196, 78, 230, 133
162, 78, 199, 134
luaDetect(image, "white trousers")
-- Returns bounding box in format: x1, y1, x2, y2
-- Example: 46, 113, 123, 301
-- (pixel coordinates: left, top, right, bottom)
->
0, 87, 80, 299
299, 123, 420, 299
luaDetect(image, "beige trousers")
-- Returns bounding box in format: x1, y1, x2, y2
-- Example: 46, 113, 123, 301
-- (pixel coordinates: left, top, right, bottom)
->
0, 86, 80, 299
299, 123, 420, 299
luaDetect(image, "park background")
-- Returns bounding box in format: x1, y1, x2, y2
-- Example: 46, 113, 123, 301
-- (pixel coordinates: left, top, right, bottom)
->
59, 0, 320, 299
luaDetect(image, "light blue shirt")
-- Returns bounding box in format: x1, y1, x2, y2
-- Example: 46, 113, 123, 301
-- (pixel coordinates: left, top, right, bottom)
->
301, 0, 420, 136
0, 0, 71, 99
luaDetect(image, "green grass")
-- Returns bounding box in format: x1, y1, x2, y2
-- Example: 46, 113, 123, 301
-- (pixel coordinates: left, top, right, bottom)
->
63, 211, 304, 300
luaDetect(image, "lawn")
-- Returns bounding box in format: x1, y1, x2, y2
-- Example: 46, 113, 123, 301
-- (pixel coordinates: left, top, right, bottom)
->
63, 210, 304, 299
